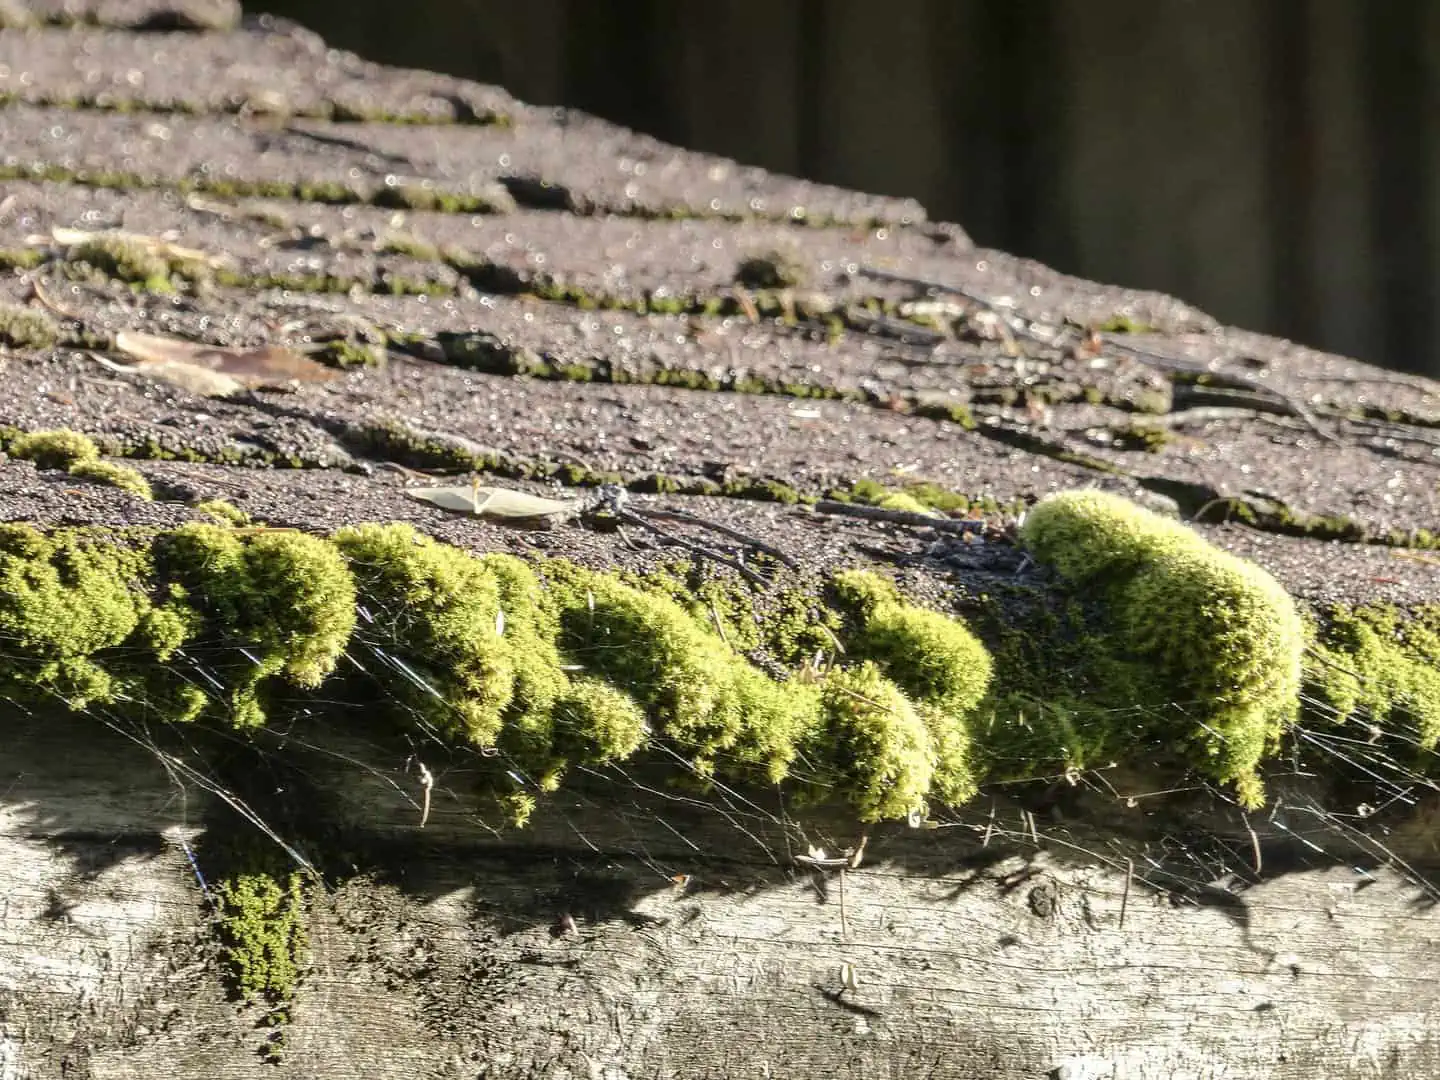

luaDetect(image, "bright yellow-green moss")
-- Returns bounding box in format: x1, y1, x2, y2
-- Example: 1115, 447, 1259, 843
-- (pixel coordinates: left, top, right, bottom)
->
67, 234, 181, 292
831, 569, 992, 804
9, 429, 101, 469
1020, 489, 1304, 806
1305, 605, 1440, 747
214, 870, 307, 1004
549, 563, 822, 784
194, 499, 252, 526
0, 517, 999, 822
810, 662, 932, 821
550, 675, 649, 767
333, 523, 515, 743
0, 304, 60, 350
0, 524, 152, 708
153, 525, 356, 727
67, 458, 153, 500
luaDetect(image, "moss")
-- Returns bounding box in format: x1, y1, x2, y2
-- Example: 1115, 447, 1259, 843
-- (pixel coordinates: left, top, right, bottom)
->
66, 234, 179, 292
214, 870, 308, 1005
807, 662, 932, 821
333, 524, 515, 745
377, 231, 442, 262
874, 490, 933, 514
0, 497, 1344, 822
1095, 315, 1157, 334
1111, 422, 1172, 453
1305, 605, 1440, 749
195, 499, 252, 526
0, 304, 60, 350
373, 182, 515, 215
153, 525, 357, 727
548, 562, 821, 784
912, 401, 978, 429
549, 675, 649, 770
67, 458, 153, 499
310, 338, 387, 368
9, 429, 101, 469
1020, 490, 1304, 805
0, 524, 153, 709
830, 570, 992, 805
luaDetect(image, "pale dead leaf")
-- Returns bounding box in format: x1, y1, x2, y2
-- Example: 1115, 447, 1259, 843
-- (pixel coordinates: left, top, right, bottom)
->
89, 350, 244, 397
108, 330, 338, 397
47, 226, 232, 270
407, 484, 580, 521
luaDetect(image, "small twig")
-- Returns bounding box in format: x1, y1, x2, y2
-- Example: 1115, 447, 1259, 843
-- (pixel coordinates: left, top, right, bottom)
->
633, 506, 799, 569
732, 286, 760, 322
814, 500, 985, 535
29, 275, 90, 325
615, 506, 767, 585
414, 760, 434, 828
1241, 813, 1262, 876
708, 603, 729, 645
1119, 857, 1133, 929
1103, 337, 1341, 445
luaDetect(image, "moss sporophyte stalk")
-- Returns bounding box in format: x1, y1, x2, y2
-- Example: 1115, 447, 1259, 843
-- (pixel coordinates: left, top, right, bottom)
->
0, 487, 1427, 818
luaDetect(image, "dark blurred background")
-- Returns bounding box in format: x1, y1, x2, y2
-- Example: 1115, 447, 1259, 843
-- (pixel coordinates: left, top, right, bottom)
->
261, 0, 1438, 374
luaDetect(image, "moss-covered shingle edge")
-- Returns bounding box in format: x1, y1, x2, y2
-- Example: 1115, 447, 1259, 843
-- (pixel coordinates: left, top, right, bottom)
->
0, 489, 1431, 820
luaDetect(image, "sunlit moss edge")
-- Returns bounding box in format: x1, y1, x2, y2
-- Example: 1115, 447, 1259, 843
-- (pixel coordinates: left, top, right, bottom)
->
1, 491, 1434, 820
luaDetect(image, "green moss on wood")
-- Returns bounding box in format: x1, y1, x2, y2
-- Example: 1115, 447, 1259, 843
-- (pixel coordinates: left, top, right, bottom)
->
214, 870, 307, 1006
831, 569, 992, 805
1019, 489, 1304, 806
9, 428, 101, 469
195, 499, 252, 526
1305, 605, 1440, 749
0, 491, 1412, 822
0, 304, 60, 350
153, 524, 357, 727
66, 458, 153, 499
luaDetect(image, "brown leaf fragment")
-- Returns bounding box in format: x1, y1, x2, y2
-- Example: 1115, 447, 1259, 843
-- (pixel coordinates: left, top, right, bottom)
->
106, 331, 338, 397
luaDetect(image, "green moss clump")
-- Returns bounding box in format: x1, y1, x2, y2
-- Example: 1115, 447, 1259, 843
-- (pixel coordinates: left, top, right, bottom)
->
0, 304, 60, 350
872, 490, 933, 514
1111, 422, 1172, 453
1095, 315, 1157, 334
377, 231, 441, 262
332, 524, 515, 744
9, 428, 101, 469
484, 552, 645, 788
1021, 490, 1303, 805
549, 675, 649, 769
67, 234, 177, 292
67, 458, 153, 499
154, 525, 357, 727
214, 870, 307, 1004
1306, 605, 1440, 748
310, 338, 386, 368
830, 570, 992, 804
0, 524, 153, 708
550, 564, 821, 783
810, 662, 932, 821
195, 499, 252, 526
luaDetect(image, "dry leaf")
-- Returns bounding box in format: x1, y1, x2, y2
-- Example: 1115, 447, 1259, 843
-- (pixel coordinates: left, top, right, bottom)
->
102, 330, 338, 397
407, 484, 580, 521
47, 226, 232, 270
